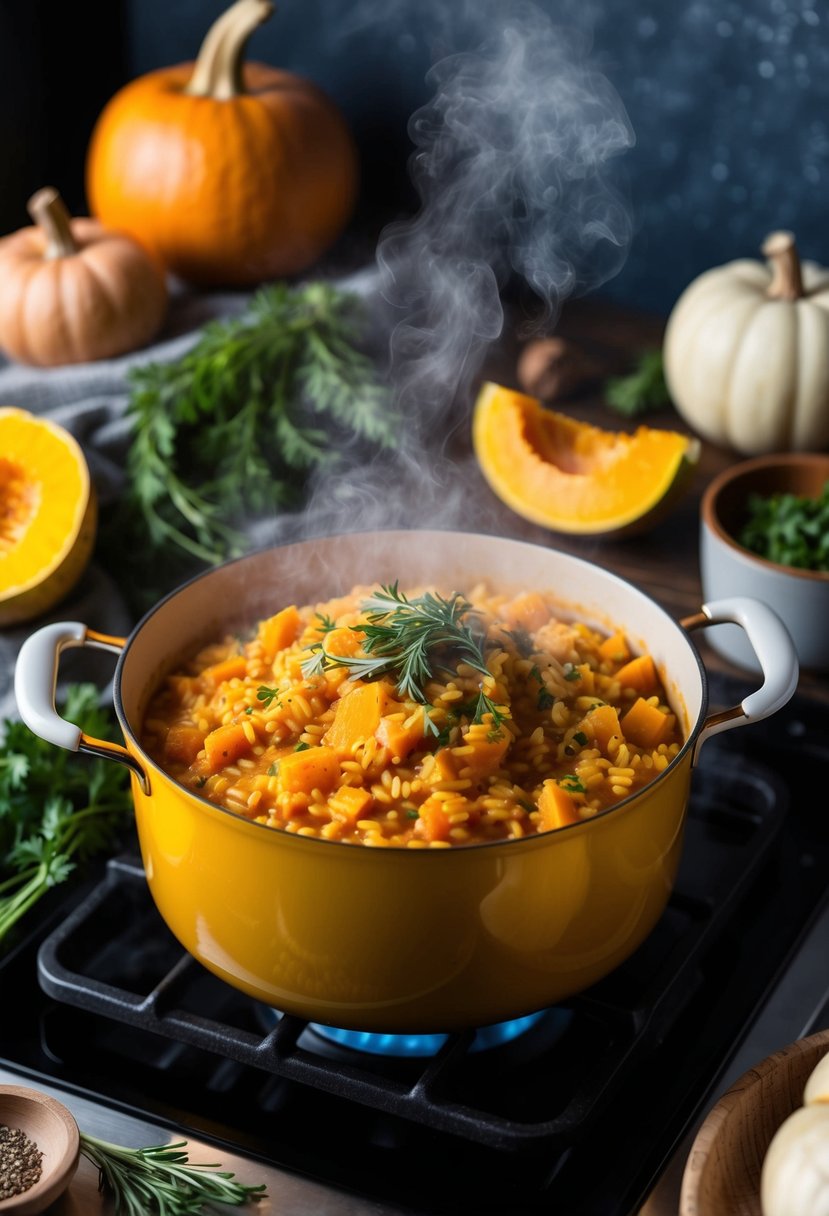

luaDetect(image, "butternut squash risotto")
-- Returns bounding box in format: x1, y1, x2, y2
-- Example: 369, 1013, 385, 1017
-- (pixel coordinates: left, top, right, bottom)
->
140, 583, 684, 847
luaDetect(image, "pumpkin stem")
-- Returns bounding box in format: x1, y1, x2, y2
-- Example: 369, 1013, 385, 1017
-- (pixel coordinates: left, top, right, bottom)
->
27, 188, 77, 259
762, 231, 804, 301
184, 0, 274, 100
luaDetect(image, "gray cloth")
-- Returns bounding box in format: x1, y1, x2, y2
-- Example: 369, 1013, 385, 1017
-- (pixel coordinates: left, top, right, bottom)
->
0, 290, 251, 725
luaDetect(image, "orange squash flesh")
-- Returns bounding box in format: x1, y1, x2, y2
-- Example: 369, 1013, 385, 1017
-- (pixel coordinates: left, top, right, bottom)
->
472, 382, 699, 535
0, 408, 96, 626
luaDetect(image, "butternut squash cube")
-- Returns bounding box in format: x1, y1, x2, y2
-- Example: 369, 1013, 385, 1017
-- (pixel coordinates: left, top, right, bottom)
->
621, 698, 676, 749
615, 654, 659, 695
330, 785, 374, 824
324, 682, 391, 755
259, 605, 301, 662
579, 704, 622, 753
537, 781, 581, 830
598, 631, 631, 664
375, 708, 425, 760
416, 796, 452, 842
500, 591, 551, 633
200, 656, 248, 689
203, 723, 252, 772
277, 745, 340, 794
164, 723, 205, 766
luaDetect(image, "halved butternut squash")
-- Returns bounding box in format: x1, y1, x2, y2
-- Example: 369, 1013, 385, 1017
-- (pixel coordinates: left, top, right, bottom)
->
0, 408, 96, 625
472, 382, 699, 536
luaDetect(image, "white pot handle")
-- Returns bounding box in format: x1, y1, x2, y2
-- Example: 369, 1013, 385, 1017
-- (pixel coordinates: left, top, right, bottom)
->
682, 596, 799, 764
14, 621, 149, 792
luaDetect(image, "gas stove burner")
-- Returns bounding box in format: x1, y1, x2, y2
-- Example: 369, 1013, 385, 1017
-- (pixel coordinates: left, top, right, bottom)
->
309, 1010, 549, 1057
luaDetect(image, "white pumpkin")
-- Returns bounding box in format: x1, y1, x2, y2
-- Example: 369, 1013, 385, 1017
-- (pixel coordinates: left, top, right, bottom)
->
663, 232, 829, 455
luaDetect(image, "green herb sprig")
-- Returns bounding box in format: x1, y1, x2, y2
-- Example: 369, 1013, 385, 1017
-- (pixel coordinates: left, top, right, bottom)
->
79, 1133, 266, 1215
739, 480, 829, 571
604, 350, 670, 418
0, 686, 132, 949
122, 282, 397, 570
302, 584, 507, 736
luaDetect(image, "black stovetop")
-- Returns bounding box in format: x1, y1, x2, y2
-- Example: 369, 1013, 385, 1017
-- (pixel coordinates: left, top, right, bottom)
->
2, 672, 828, 1215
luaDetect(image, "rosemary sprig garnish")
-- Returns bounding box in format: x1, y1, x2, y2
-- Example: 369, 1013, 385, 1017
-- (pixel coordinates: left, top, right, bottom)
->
302, 584, 507, 737
79, 1132, 266, 1215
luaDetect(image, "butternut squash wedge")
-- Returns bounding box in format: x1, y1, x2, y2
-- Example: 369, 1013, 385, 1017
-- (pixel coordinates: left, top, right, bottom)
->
472, 382, 699, 536
0, 408, 97, 625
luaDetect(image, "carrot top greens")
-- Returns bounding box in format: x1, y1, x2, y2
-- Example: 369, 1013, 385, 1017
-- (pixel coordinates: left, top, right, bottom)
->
123, 283, 396, 570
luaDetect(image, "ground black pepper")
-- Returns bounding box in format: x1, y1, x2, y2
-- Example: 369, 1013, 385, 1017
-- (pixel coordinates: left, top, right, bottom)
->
0, 1122, 43, 1199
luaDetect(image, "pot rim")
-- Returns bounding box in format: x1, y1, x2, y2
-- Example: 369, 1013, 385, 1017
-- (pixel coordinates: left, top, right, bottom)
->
113, 527, 708, 852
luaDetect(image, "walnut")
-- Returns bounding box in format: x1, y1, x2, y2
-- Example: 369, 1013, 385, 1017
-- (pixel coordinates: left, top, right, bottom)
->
516, 336, 603, 402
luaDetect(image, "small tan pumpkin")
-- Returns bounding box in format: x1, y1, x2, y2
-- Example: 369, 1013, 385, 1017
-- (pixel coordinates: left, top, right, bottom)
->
663, 232, 829, 455
0, 188, 167, 367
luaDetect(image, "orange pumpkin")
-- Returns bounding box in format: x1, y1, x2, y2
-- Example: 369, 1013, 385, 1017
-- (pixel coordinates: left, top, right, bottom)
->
85, 0, 359, 288
0, 188, 167, 367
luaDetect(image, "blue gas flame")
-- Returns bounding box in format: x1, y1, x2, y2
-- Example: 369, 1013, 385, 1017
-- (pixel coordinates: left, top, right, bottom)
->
310, 1011, 547, 1057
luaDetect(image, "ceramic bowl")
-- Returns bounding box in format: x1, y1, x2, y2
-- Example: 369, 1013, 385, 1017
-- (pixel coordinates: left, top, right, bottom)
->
680, 1028, 829, 1216
0, 1086, 80, 1214
700, 453, 829, 674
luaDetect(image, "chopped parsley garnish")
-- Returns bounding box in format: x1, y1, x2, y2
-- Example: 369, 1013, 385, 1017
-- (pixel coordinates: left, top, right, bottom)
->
294, 742, 310, 751
267, 762, 280, 777
257, 685, 282, 709
739, 479, 829, 571
0, 684, 133, 951
405, 809, 420, 819
560, 775, 586, 794
604, 349, 670, 419
244, 706, 253, 715
537, 688, 555, 710
564, 665, 582, 682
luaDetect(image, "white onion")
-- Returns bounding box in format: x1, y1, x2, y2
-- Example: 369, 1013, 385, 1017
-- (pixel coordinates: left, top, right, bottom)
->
761, 1105, 829, 1216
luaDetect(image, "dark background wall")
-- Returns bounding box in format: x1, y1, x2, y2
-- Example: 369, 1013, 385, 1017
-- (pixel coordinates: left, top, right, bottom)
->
3, 0, 827, 317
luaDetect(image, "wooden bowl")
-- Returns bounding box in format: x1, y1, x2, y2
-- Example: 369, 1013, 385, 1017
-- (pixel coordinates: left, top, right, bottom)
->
0, 1087, 80, 1214
680, 1028, 829, 1216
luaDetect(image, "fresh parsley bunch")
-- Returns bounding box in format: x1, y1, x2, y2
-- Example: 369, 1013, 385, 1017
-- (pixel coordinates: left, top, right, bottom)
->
739, 480, 829, 571
605, 349, 670, 418
124, 281, 397, 569
0, 685, 132, 948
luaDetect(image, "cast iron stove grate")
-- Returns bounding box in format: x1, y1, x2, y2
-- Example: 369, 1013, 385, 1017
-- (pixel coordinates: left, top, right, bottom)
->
37, 751, 786, 1155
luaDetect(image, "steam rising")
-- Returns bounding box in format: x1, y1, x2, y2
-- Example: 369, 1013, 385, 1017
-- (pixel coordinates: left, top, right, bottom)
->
379, 0, 633, 422
256, 0, 635, 548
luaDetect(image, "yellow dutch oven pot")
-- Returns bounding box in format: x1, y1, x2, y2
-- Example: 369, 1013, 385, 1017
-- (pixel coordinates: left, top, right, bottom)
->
14, 531, 798, 1033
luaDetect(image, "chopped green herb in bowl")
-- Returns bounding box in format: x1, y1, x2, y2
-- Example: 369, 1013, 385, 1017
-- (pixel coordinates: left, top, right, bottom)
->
739, 479, 829, 571
700, 453, 829, 673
